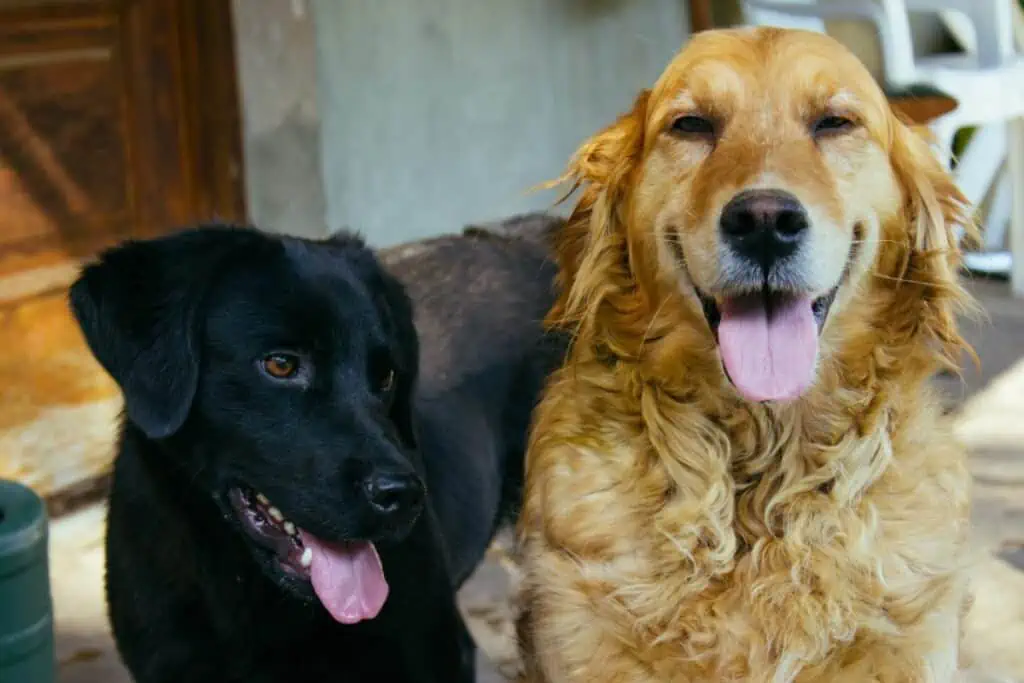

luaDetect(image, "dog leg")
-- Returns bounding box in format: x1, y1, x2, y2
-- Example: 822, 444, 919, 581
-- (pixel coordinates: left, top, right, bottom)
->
813, 605, 962, 683
515, 559, 670, 683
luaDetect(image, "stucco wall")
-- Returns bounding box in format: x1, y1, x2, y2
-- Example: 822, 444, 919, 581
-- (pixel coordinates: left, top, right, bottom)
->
232, 0, 328, 238
311, 0, 690, 247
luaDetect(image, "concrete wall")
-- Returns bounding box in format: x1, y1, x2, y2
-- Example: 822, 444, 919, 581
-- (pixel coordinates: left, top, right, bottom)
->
232, 0, 328, 238
311, 0, 690, 247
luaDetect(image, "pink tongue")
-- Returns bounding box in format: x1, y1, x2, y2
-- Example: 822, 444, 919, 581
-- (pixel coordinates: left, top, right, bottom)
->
300, 531, 389, 624
717, 294, 818, 402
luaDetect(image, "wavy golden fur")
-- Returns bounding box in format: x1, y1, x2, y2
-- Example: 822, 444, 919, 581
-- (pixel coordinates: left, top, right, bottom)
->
517, 27, 977, 683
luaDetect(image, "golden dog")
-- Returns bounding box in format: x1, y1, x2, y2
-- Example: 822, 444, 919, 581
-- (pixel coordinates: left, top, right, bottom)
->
516, 27, 976, 683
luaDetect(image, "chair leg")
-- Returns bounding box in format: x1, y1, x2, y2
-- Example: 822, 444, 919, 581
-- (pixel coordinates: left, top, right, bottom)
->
1009, 117, 1024, 297
950, 124, 1006, 253
984, 172, 1012, 251
953, 124, 1006, 207
929, 116, 960, 168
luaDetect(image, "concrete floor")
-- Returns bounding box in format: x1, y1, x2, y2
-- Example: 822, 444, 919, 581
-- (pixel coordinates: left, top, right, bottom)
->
48, 278, 1024, 683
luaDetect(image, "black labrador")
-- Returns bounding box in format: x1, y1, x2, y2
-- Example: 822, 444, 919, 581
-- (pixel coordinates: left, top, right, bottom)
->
69, 213, 565, 683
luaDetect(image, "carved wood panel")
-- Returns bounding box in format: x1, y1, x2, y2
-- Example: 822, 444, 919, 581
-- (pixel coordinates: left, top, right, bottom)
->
0, 0, 244, 502
0, 0, 245, 288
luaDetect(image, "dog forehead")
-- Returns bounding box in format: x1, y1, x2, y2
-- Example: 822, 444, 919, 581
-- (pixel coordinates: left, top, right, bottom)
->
650, 28, 882, 120
205, 243, 383, 345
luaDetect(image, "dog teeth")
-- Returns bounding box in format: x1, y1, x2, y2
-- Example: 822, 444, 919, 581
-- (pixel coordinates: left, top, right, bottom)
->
300, 547, 313, 568
249, 491, 302, 539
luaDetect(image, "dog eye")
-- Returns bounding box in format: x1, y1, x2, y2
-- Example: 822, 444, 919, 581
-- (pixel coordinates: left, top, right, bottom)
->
379, 368, 396, 394
368, 348, 396, 395
670, 115, 715, 137
812, 115, 855, 137
261, 353, 301, 380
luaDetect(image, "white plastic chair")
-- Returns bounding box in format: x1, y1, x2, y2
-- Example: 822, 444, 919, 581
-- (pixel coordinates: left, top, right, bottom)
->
926, 1, 1024, 282
741, 0, 1024, 295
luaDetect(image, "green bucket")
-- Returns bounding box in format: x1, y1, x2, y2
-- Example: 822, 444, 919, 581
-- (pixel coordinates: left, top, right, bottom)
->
0, 480, 54, 683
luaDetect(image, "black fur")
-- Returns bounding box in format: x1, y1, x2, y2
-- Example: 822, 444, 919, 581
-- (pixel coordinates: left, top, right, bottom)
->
69, 214, 565, 683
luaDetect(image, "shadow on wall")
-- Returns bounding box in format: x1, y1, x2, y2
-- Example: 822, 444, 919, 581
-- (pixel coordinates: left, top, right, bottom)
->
245, 109, 328, 240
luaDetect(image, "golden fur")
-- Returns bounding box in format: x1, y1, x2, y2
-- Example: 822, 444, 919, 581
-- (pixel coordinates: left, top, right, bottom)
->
516, 27, 977, 683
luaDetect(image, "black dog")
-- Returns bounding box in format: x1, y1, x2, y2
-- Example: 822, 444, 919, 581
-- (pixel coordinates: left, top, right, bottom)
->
69, 213, 565, 683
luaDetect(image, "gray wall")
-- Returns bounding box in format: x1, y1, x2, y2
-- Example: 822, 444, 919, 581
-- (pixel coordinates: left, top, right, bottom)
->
233, 0, 328, 238
311, 0, 690, 246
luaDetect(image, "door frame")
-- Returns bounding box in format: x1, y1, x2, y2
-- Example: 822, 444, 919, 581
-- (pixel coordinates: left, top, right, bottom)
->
175, 0, 247, 223
130, 0, 247, 227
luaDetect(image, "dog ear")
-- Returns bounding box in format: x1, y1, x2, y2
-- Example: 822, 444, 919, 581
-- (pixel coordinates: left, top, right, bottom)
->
69, 226, 259, 439
891, 121, 974, 268
547, 89, 650, 337
886, 117, 977, 368
552, 90, 647, 333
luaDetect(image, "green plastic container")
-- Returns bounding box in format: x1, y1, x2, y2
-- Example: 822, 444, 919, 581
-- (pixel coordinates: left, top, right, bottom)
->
0, 480, 54, 683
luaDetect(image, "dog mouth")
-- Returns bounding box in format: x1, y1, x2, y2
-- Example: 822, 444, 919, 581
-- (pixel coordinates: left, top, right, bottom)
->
695, 285, 839, 403
228, 487, 312, 576
697, 286, 837, 334
228, 486, 389, 624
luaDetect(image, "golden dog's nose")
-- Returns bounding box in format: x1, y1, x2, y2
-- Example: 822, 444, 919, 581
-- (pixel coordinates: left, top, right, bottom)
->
720, 189, 809, 271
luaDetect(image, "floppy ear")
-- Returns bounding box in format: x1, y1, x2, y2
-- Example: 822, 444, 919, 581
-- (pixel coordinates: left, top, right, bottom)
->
69, 226, 261, 439
548, 90, 650, 337
891, 120, 975, 268
886, 117, 977, 367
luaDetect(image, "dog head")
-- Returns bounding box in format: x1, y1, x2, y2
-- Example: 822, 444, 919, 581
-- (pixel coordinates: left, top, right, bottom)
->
71, 225, 424, 623
551, 27, 973, 403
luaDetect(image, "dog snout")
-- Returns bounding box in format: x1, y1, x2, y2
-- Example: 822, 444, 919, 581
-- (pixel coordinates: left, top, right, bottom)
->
361, 470, 424, 519
720, 189, 809, 271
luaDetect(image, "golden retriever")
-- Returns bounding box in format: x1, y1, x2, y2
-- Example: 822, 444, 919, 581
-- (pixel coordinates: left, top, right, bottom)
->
516, 27, 977, 683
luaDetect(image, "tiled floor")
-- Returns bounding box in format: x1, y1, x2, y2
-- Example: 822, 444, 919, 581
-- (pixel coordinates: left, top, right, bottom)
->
44, 278, 1024, 683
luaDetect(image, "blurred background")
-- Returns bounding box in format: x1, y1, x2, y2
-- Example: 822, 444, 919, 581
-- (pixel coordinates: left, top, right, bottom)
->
0, 1, 1021, 681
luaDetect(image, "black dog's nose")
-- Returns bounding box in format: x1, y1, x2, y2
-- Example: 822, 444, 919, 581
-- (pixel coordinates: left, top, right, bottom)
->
720, 189, 809, 270
361, 471, 423, 517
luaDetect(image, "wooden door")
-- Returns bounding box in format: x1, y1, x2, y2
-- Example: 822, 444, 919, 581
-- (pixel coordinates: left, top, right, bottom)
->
0, 0, 245, 506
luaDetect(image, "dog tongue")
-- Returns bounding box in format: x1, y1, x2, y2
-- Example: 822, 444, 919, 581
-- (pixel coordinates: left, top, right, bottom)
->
717, 293, 818, 402
300, 532, 389, 624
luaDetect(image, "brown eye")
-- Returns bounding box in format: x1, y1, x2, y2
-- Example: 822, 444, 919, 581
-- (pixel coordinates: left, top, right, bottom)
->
262, 353, 300, 380
670, 115, 715, 136
812, 115, 855, 137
